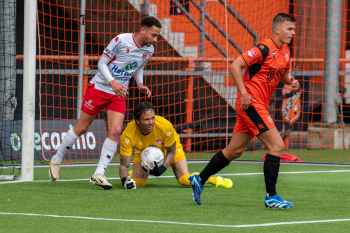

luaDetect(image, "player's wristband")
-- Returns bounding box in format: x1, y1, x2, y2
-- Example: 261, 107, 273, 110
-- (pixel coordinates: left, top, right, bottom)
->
159, 165, 167, 175
152, 165, 167, 176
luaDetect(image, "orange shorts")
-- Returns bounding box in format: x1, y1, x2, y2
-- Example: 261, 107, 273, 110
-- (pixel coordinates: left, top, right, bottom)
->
81, 83, 126, 115
233, 102, 275, 139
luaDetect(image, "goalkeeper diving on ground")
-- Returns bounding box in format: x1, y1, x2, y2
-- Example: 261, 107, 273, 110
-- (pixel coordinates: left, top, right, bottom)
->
91, 102, 233, 190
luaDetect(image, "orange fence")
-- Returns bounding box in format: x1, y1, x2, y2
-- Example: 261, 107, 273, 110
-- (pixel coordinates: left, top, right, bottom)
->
32, 0, 350, 164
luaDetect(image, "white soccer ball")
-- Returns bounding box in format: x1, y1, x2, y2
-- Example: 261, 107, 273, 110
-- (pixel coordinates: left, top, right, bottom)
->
140, 145, 164, 174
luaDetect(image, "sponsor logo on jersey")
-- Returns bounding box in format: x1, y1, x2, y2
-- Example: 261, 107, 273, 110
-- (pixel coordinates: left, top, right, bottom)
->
88, 100, 93, 104
285, 53, 289, 61
142, 52, 148, 60
125, 61, 138, 70
125, 138, 130, 145
155, 138, 162, 144
178, 149, 182, 153
258, 124, 264, 129
126, 49, 129, 53
104, 48, 115, 59
259, 45, 264, 50
110, 65, 134, 79
166, 132, 171, 137
270, 52, 277, 55
138, 142, 142, 147
267, 68, 285, 82
248, 48, 257, 57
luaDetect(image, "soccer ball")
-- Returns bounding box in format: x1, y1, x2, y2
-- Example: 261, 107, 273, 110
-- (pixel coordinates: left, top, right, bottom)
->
140, 145, 164, 174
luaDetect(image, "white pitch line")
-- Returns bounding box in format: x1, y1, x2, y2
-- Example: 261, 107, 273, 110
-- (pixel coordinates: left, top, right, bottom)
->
1, 169, 350, 184
0, 212, 350, 228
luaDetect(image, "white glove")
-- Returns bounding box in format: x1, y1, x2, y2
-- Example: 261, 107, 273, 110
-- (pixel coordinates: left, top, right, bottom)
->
141, 161, 154, 174
123, 176, 136, 189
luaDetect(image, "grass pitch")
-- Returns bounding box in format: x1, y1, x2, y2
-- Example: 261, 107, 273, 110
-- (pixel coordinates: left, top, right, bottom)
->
1, 161, 350, 232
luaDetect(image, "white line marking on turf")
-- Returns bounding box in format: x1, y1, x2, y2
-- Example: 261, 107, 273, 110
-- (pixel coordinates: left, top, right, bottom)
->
1, 169, 350, 184
0, 212, 350, 228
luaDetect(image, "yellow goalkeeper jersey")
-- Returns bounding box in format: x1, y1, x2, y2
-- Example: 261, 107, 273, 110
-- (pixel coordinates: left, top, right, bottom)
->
120, 115, 182, 158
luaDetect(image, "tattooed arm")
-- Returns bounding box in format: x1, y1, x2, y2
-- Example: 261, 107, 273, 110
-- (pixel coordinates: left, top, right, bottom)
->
150, 141, 176, 176
119, 155, 131, 180
162, 141, 176, 168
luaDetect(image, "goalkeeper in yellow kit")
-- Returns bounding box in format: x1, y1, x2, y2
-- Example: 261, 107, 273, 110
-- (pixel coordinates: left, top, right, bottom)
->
118, 102, 233, 189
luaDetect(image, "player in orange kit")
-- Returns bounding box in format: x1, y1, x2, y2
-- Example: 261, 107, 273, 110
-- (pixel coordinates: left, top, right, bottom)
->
189, 13, 300, 208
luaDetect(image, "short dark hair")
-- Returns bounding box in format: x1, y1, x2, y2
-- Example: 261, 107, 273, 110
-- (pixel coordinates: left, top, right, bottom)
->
141, 16, 162, 29
272, 13, 295, 32
134, 102, 155, 120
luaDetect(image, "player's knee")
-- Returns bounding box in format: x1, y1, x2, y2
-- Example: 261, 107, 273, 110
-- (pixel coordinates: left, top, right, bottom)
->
73, 125, 88, 136
233, 148, 245, 158
224, 148, 244, 160
269, 140, 284, 155
109, 125, 122, 141
134, 178, 147, 187
275, 139, 284, 153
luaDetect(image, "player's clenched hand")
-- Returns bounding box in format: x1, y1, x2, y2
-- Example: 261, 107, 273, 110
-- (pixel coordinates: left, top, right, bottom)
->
289, 76, 300, 90
122, 176, 136, 189
138, 83, 152, 98
110, 80, 129, 98
240, 93, 256, 111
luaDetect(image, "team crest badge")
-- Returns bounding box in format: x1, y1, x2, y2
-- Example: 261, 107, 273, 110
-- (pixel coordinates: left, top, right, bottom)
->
142, 52, 148, 60
281, 85, 302, 123
267, 116, 272, 124
155, 138, 162, 144
248, 48, 257, 57
285, 53, 289, 61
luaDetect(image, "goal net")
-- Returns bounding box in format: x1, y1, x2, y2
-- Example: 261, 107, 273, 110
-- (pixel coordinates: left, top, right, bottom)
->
1, 0, 350, 177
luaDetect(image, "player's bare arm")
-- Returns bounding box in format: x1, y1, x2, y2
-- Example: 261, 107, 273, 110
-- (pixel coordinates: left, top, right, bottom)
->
119, 154, 137, 189
162, 141, 176, 168
229, 56, 256, 110
119, 155, 132, 180
137, 83, 151, 97
97, 54, 129, 98
280, 69, 300, 90
110, 80, 129, 98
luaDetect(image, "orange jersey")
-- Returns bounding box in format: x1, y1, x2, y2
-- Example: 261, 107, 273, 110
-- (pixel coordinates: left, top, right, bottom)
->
239, 38, 291, 108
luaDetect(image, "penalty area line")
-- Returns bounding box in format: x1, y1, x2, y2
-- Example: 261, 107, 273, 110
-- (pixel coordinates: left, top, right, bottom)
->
0, 212, 350, 228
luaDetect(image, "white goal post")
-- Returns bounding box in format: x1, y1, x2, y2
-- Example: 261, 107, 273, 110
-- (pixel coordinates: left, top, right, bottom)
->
20, 0, 37, 181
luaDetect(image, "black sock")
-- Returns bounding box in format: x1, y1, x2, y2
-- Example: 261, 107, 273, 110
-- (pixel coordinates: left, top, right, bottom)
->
199, 151, 230, 185
264, 154, 280, 196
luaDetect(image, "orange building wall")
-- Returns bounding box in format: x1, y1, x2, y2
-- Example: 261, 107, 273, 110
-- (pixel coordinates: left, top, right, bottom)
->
150, 0, 289, 71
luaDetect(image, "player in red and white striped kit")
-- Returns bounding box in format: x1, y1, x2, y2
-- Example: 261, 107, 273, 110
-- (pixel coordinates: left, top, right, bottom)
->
49, 16, 162, 189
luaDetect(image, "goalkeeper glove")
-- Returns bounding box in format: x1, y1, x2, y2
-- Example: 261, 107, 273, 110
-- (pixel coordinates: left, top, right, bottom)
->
121, 176, 136, 189
150, 162, 167, 176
